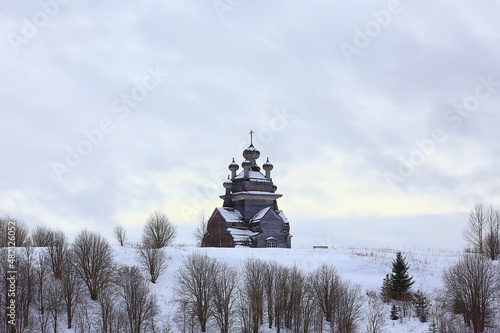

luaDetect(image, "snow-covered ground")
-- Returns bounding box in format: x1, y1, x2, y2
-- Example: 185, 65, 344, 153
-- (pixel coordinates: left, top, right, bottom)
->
111, 245, 466, 333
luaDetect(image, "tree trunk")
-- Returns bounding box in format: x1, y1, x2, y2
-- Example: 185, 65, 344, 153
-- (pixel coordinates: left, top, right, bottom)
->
67, 304, 72, 328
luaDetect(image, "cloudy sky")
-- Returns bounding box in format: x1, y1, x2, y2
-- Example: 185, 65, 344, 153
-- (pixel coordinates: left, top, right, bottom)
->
2, 0, 500, 250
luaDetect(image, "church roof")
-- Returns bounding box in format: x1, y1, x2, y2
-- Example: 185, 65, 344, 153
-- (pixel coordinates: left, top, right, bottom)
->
216, 207, 243, 223
227, 228, 258, 247
250, 207, 271, 224
278, 210, 289, 224
249, 207, 289, 226
234, 170, 270, 182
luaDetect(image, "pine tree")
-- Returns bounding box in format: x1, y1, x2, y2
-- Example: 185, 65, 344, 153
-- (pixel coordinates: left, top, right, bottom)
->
390, 252, 414, 300
390, 303, 400, 320
380, 273, 393, 301
413, 290, 429, 322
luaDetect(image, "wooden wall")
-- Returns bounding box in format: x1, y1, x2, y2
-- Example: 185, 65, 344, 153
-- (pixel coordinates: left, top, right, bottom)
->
201, 210, 234, 247
252, 210, 290, 248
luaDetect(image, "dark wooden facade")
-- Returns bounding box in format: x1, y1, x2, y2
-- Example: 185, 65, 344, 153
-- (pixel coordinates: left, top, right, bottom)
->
202, 141, 291, 248
202, 210, 235, 247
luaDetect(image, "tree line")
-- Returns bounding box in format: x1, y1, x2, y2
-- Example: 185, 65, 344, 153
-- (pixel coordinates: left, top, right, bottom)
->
174, 253, 363, 333
0, 211, 176, 333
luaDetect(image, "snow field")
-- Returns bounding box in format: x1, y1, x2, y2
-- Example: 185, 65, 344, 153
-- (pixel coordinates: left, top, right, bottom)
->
112, 245, 466, 333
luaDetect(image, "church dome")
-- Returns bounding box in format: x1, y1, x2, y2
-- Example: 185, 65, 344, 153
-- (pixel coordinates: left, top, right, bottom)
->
242, 159, 251, 168
228, 158, 239, 172
243, 144, 260, 161
263, 157, 273, 171
223, 176, 233, 189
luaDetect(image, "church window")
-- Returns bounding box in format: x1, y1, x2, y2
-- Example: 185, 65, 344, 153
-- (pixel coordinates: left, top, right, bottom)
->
267, 238, 277, 247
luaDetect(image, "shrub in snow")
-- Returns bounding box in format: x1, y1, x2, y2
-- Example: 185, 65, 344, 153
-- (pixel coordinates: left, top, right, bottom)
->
390, 303, 400, 321
413, 289, 429, 323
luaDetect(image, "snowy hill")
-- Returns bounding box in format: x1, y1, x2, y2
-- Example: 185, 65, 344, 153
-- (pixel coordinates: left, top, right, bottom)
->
112, 245, 466, 333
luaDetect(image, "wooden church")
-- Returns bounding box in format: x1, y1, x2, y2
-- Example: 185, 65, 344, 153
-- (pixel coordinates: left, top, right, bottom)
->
202, 132, 292, 248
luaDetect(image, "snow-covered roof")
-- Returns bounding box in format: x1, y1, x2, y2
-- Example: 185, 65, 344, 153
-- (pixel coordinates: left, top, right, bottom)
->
233, 191, 280, 195
227, 228, 258, 246
234, 170, 269, 181
266, 237, 277, 241
278, 210, 289, 224
216, 207, 243, 223
250, 207, 271, 224
248, 178, 270, 183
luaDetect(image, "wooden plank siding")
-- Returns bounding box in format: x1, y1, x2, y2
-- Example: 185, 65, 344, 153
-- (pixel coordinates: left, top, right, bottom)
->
201, 210, 234, 247
232, 199, 277, 223
252, 209, 290, 248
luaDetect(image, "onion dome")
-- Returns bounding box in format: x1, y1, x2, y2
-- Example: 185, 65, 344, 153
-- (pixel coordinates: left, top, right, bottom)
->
228, 158, 239, 172
223, 176, 233, 189
263, 157, 273, 171
242, 159, 251, 169
242, 144, 260, 161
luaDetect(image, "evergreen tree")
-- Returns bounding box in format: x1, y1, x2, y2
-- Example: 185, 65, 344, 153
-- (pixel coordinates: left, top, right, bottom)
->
413, 290, 429, 322
390, 303, 400, 320
380, 273, 392, 301
390, 252, 414, 300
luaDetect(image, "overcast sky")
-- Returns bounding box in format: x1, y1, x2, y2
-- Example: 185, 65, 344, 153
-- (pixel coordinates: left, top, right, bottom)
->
2, 0, 500, 250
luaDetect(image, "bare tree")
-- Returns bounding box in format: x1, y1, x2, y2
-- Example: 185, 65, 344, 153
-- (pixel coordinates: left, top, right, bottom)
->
193, 209, 208, 247
365, 300, 387, 333
463, 203, 487, 254
18, 241, 37, 331
35, 253, 51, 333
265, 263, 319, 333
174, 252, 217, 332
301, 282, 319, 333
273, 264, 290, 333
310, 264, 341, 323
73, 300, 94, 333
174, 299, 197, 333
142, 211, 177, 248
45, 229, 68, 279
118, 266, 159, 333
45, 276, 65, 333
16, 220, 30, 247
463, 203, 500, 260
263, 261, 277, 329
0, 217, 7, 247
286, 265, 306, 332
484, 206, 500, 260
334, 281, 363, 333
136, 244, 168, 283
0, 240, 37, 333
242, 258, 266, 333
97, 281, 125, 333
71, 230, 114, 300
0, 215, 29, 247
443, 254, 499, 333
32, 225, 54, 247
236, 288, 253, 333
212, 261, 238, 333
148, 316, 174, 333
113, 225, 127, 246
433, 293, 470, 333
61, 257, 84, 329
